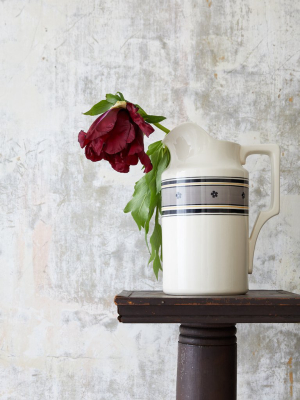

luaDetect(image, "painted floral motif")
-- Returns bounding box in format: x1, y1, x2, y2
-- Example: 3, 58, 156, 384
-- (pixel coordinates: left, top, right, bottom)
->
211, 191, 218, 198
176, 192, 182, 199
242, 192, 245, 199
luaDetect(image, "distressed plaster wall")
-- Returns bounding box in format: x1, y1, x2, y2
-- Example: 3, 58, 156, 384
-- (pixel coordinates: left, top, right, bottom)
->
0, 0, 300, 399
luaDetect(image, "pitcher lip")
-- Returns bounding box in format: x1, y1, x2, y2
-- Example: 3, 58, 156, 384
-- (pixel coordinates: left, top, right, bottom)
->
163, 121, 240, 147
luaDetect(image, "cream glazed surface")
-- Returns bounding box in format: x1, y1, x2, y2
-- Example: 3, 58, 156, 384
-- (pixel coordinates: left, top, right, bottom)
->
161, 123, 280, 295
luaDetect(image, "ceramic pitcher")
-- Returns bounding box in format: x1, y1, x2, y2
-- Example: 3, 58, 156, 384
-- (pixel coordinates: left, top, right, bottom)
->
161, 122, 280, 295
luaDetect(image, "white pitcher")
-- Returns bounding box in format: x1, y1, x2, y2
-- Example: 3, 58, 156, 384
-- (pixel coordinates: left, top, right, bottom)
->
161, 122, 280, 295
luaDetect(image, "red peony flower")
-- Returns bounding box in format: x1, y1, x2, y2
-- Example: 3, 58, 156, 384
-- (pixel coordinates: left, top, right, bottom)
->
78, 102, 154, 173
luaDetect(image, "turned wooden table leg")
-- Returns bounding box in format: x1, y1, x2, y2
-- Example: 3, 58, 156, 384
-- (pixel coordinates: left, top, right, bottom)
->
176, 324, 237, 400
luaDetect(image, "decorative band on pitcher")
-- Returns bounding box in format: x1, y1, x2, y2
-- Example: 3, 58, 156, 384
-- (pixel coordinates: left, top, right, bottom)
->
161, 176, 249, 217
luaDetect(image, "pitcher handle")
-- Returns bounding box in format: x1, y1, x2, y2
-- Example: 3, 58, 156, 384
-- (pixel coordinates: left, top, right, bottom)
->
240, 144, 280, 274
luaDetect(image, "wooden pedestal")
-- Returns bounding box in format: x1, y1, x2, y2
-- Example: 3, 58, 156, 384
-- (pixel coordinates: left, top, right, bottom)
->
115, 290, 300, 399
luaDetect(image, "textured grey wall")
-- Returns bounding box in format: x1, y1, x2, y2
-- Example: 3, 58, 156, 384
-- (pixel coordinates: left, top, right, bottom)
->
0, 0, 300, 399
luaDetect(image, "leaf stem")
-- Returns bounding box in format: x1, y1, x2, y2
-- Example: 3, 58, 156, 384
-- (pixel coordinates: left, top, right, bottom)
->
135, 104, 170, 135
153, 123, 170, 134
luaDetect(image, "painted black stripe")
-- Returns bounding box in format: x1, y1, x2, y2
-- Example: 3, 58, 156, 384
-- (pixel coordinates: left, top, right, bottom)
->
161, 184, 248, 189
162, 175, 248, 181
163, 213, 248, 217
162, 177, 248, 185
162, 203, 248, 207
161, 180, 248, 186
162, 208, 249, 216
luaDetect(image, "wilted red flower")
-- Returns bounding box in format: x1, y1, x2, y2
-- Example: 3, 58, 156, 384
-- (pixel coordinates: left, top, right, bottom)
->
78, 102, 154, 173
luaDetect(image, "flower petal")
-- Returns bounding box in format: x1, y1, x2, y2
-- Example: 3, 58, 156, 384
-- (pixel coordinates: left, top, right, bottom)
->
126, 154, 139, 165
78, 130, 88, 148
86, 108, 122, 141
126, 103, 154, 137
91, 137, 104, 155
128, 127, 144, 155
138, 151, 153, 173
85, 143, 104, 162
126, 123, 136, 144
108, 154, 130, 173
104, 110, 131, 154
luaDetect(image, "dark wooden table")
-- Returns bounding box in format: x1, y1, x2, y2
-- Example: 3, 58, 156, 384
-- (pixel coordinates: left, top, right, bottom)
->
115, 290, 300, 400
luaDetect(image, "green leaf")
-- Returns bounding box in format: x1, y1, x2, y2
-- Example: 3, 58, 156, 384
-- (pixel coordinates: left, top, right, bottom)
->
153, 254, 162, 279
144, 167, 158, 225
106, 93, 121, 104
117, 92, 125, 101
156, 148, 170, 193
144, 166, 159, 253
124, 175, 151, 230
83, 100, 112, 116
135, 104, 147, 117
124, 133, 169, 279
143, 115, 166, 124
146, 140, 163, 156
145, 229, 151, 253
131, 193, 150, 230
148, 149, 161, 170
150, 210, 162, 252
148, 206, 163, 278
148, 249, 156, 265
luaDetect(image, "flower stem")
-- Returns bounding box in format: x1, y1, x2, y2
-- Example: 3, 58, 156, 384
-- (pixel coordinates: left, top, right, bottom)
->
135, 103, 170, 134
153, 123, 170, 134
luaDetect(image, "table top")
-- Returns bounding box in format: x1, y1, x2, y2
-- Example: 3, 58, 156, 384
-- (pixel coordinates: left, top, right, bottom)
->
115, 290, 300, 323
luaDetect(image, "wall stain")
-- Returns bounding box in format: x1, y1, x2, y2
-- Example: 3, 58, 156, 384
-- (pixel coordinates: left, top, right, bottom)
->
1, 0, 300, 399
